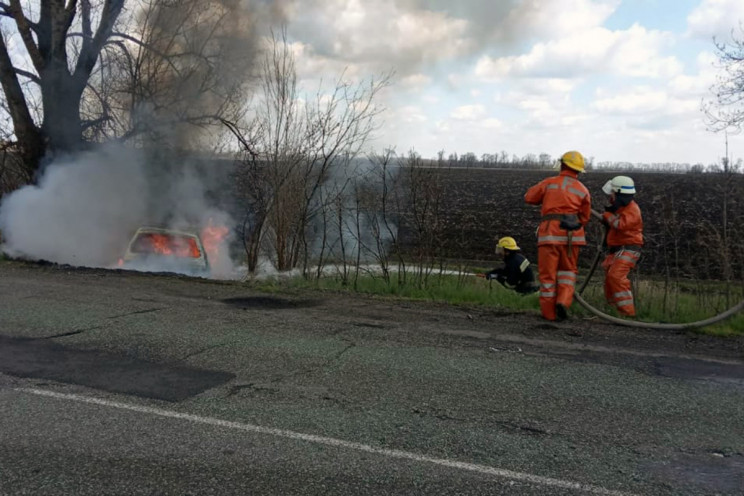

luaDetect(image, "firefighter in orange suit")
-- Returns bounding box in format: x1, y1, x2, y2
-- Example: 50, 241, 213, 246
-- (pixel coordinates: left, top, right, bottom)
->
524, 151, 591, 321
601, 176, 643, 317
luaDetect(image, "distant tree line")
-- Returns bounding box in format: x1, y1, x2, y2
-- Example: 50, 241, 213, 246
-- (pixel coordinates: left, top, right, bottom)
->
410, 150, 742, 174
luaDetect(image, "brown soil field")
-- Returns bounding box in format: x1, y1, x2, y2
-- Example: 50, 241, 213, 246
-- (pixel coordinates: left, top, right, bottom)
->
397, 168, 744, 278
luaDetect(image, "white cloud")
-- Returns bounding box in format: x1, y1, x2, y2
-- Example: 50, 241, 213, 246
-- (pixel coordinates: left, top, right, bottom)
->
594, 87, 671, 114
288, 41, 361, 82
396, 105, 428, 123
400, 73, 432, 89
687, 0, 744, 40
494, 84, 588, 130
284, 0, 473, 76
591, 84, 702, 141
668, 51, 718, 97
450, 104, 486, 120
274, 1, 744, 164
483, 118, 503, 129
476, 24, 682, 80
447, 73, 465, 90
500, 0, 619, 39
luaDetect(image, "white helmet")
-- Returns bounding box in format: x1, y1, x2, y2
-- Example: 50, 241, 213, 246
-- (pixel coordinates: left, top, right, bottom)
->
602, 175, 636, 195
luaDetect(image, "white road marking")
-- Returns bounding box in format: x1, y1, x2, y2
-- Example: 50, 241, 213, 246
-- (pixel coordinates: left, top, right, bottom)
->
17, 387, 635, 496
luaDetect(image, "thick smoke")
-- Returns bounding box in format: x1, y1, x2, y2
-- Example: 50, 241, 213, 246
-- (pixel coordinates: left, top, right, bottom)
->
0, 146, 148, 268
0, 144, 239, 278
0, 0, 292, 278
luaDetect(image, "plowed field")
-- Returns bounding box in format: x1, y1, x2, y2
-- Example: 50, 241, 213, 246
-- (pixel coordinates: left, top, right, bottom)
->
398, 169, 744, 278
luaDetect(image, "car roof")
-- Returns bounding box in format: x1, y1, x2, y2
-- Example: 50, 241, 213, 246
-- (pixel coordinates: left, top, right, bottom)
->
133, 226, 201, 238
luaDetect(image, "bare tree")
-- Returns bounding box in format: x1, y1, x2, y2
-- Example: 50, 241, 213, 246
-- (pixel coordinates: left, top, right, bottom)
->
228, 30, 391, 273
0, 0, 127, 171
105, 0, 257, 149
400, 149, 446, 288
704, 26, 744, 132
0, 0, 260, 177
364, 148, 401, 285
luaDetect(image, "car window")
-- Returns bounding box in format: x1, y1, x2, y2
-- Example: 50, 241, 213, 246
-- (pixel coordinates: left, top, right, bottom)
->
130, 233, 202, 258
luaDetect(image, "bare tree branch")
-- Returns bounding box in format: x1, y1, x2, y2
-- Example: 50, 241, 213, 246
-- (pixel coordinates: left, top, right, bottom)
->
8, 0, 43, 72
13, 67, 40, 85
705, 28, 744, 132
74, 0, 124, 81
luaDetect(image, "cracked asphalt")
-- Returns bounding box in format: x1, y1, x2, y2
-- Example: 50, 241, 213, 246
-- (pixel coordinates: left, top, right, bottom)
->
0, 261, 743, 495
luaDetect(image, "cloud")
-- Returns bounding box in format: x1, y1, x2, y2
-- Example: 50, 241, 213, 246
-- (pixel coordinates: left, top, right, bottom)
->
288, 40, 363, 82
450, 104, 486, 120
400, 73, 433, 89
668, 51, 718, 97
594, 87, 671, 114
271, 0, 744, 164
687, 0, 744, 40
483, 118, 503, 129
499, 0, 620, 39
591, 85, 701, 139
397, 105, 428, 123
496, 78, 579, 99
283, 0, 474, 76
475, 24, 682, 80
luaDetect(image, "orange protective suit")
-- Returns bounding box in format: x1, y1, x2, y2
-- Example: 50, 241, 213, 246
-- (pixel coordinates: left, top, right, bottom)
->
602, 201, 643, 316
525, 170, 591, 320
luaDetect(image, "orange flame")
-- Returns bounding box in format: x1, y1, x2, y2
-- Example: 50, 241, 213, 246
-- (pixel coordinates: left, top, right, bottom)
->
141, 233, 201, 258
201, 218, 229, 263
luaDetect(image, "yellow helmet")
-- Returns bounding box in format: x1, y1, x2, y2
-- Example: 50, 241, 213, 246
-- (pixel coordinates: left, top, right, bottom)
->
560, 151, 585, 173
496, 236, 520, 252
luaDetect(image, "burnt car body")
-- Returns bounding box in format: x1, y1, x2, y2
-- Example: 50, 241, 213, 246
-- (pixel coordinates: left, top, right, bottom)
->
120, 227, 210, 276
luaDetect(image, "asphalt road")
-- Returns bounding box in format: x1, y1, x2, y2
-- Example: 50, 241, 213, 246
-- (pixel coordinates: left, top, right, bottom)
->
0, 261, 742, 495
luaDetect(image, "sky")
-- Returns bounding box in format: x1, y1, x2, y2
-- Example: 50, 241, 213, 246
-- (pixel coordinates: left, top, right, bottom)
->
277, 0, 744, 165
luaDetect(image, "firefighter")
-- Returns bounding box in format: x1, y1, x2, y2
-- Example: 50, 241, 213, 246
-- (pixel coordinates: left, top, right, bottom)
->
477, 236, 538, 294
524, 151, 591, 321
601, 175, 643, 317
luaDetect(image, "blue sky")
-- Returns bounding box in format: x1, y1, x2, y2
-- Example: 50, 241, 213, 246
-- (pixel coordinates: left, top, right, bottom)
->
280, 0, 744, 164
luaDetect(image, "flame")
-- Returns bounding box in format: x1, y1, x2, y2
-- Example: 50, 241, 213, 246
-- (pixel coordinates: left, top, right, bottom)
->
151, 234, 174, 255
201, 218, 230, 263
137, 233, 201, 258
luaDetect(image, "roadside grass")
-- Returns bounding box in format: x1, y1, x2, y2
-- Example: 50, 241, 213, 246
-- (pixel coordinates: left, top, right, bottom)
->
255, 270, 541, 313
253, 268, 744, 336
569, 277, 744, 336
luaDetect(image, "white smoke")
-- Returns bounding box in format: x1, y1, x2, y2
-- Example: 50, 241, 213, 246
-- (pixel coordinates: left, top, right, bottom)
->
0, 143, 240, 279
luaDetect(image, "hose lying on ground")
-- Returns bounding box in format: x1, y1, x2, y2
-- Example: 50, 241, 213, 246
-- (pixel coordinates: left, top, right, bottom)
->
573, 209, 744, 330
574, 292, 744, 330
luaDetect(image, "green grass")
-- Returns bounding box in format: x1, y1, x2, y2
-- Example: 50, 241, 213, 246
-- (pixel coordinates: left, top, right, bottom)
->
253, 268, 744, 336
257, 271, 541, 313
572, 277, 744, 336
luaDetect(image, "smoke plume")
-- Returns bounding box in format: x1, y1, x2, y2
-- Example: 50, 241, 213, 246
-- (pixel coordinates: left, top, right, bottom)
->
0, 144, 239, 278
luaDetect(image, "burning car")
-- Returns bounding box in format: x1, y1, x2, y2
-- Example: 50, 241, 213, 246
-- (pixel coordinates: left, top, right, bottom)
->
119, 227, 210, 276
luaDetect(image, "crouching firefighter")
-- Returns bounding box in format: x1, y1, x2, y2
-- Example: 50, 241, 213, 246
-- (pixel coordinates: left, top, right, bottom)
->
478, 237, 538, 294
601, 176, 643, 317
525, 151, 592, 321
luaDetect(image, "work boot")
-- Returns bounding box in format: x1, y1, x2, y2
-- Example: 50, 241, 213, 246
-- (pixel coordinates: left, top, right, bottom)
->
555, 303, 568, 321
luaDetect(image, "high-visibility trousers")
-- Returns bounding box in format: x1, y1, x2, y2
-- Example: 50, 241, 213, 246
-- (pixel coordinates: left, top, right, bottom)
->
602, 249, 640, 317
537, 244, 579, 321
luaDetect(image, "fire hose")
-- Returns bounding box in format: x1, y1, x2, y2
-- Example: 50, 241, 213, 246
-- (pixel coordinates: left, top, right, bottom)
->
573, 209, 744, 330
